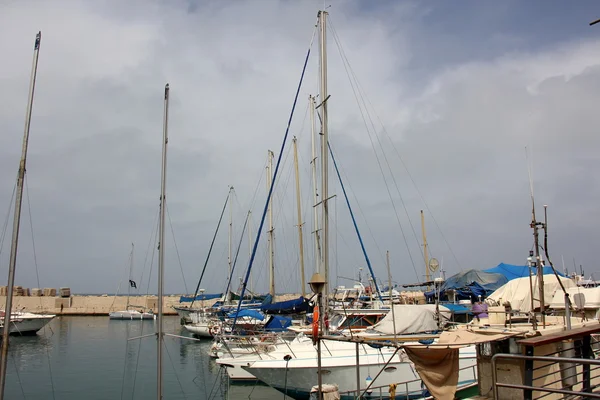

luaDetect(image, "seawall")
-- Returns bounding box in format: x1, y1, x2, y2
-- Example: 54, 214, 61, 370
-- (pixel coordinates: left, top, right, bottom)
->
0, 294, 301, 316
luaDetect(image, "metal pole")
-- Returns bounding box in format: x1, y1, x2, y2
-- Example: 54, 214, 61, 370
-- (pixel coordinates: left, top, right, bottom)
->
310, 95, 321, 272
248, 211, 253, 294
157, 83, 170, 400
293, 137, 306, 297
387, 251, 397, 344
420, 210, 429, 283
317, 292, 323, 400
0, 31, 41, 400
355, 342, 360, 399
267, 150, 275, 297
318, 9, 330, 333
227, 186, 233, 303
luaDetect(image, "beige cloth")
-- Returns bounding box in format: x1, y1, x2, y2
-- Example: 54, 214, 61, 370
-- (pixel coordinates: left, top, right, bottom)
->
404, 347, 459, 400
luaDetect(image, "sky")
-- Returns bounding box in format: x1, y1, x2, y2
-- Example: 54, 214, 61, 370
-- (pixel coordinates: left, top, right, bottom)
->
0, 0, 599, 295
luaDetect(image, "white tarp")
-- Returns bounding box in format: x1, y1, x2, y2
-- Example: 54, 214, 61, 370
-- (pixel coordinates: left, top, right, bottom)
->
367, 304, 451, 335
487, 275, 575, 313
549, 286, 600, 309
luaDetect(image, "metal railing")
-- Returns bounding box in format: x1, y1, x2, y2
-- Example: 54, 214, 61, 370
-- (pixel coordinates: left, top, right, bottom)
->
338, 364, 477, 400
492, 353, 600, 399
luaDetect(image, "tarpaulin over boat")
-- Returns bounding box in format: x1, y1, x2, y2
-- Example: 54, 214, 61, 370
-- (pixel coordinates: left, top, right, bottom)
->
404, 346, 459, 400
484, 262, 564, 281
264, 315, 293, 331
178, 293, 222, 303
487, 275, 576, 313
260, 296, 310, 315
425, 269, 508, 300
365, 305, 451, 335
226, 309, 265, 320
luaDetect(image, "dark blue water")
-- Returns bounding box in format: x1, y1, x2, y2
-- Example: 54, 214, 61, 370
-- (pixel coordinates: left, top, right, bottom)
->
5, 316, 278, 399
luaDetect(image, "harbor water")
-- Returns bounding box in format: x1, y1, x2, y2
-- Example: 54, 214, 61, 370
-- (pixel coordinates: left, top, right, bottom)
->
5, 316, 278, 399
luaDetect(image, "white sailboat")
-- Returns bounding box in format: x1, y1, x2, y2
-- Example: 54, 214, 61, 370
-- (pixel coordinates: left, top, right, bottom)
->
109, 243, 155, 320
0, 31, 55, 399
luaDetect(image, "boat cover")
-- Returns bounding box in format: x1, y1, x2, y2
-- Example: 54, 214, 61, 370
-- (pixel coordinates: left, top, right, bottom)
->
226, 309, 265, 320
425, 269, 508, 300
178, 293, 222, 303
487, 275, 575, 313
484, 262, 564, 281
368, 304, 451, 335
264, 315, 293, 331
260, 296, 310, 315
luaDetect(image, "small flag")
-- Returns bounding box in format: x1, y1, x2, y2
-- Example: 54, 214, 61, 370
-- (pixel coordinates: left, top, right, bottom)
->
129, 280, 137, 289
34, 32, 41, 50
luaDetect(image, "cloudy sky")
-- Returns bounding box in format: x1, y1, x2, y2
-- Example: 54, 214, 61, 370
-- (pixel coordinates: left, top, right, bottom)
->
0, 0, 599, 295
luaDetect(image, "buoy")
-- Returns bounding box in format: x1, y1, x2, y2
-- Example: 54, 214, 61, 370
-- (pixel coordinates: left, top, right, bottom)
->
365, 375, 373, 394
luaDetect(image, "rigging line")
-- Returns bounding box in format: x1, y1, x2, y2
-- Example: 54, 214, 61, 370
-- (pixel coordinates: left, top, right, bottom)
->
328, 19, 462, 272
327, 20, 419, 280
130, 319, 146, 398
163, 340, 188, 400
166, 204, 189, 294
139, 207, 160, 296
224, 211, 250, 297
9, 352, 25, 399
328, 142, 382, 300
0, 184, 16, 259
24, 178, 55, 400
233, 22, 317, 329
190, 190, 230, 308
329, 21, 424, 264
144, 220, 159, 296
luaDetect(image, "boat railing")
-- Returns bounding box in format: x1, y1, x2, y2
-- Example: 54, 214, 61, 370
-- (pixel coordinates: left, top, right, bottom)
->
492, 353, 600, 399
337, 364, 477, 399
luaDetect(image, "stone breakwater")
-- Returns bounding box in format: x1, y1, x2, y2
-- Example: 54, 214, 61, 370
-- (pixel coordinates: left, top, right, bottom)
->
0, 294, 301, 315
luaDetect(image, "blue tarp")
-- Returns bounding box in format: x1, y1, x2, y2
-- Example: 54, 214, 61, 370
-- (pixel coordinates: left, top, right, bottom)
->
425, 269, 508, 300
260, 296, 310, 315
484, 262, 564, 281
265, 315, 293, 331
442, 303, 472, 315
179, 293, 222, 303
226, 309, 265, 321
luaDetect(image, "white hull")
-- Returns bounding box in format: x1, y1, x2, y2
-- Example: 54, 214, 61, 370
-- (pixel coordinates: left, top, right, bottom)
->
0, 312, 55, 335
109, 310, 156, 320
244, 347, 477, 399
183, 323, 213, 337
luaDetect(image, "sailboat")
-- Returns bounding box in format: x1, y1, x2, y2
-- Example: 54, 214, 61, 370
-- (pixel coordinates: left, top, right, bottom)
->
109, 243, 155, 320
0, 31, 55, 399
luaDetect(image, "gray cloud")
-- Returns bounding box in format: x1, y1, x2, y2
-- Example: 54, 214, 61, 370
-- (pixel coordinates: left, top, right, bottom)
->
1, 0, 599, 295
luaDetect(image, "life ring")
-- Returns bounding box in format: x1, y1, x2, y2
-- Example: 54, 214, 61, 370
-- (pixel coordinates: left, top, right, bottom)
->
209, 324, 221, 337
312, 305, 319, 344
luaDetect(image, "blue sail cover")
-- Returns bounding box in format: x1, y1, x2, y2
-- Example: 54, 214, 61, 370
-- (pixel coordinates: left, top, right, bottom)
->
484, 262, 564, 281
260, 296, 310, 315
227, 309, 265, 321
265, 315, 293, 331
179, 293, 222, 303
425, 269, 508, 300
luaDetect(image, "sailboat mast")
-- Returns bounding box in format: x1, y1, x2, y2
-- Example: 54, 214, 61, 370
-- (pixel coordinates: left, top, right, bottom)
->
293, 137, 307, 297
310, 95, 322, 273
267, 150, 275, 297
127, 243, 134, 310
421, 210, 430, 282
527, 150, 545, 328
318, 10, 330, 308
227, 186, 233, 303
157, 83, 169, 400
248, 211, 253, 294
0, 31, 42, 400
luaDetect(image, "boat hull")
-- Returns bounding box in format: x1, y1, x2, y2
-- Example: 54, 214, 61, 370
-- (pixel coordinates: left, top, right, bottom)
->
109, 310, 155, 320
0, 313, 55, 335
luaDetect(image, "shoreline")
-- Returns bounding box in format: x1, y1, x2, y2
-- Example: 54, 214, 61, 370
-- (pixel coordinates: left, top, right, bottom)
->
0, 293, 301, 316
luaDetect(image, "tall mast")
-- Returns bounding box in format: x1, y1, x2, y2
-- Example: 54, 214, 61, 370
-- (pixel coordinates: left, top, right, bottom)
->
310, 95, 322, 273
227, 186, 234, 303
318, 10, 330, 308
527, 149, 545, 328
248, 211, 253, 294
127, 243, 134, 310
0, 31, 42, 400
293, 137, 307, 297
267, 150, 275, 297
420, 210, 430, 282
157, 83, 169, 400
